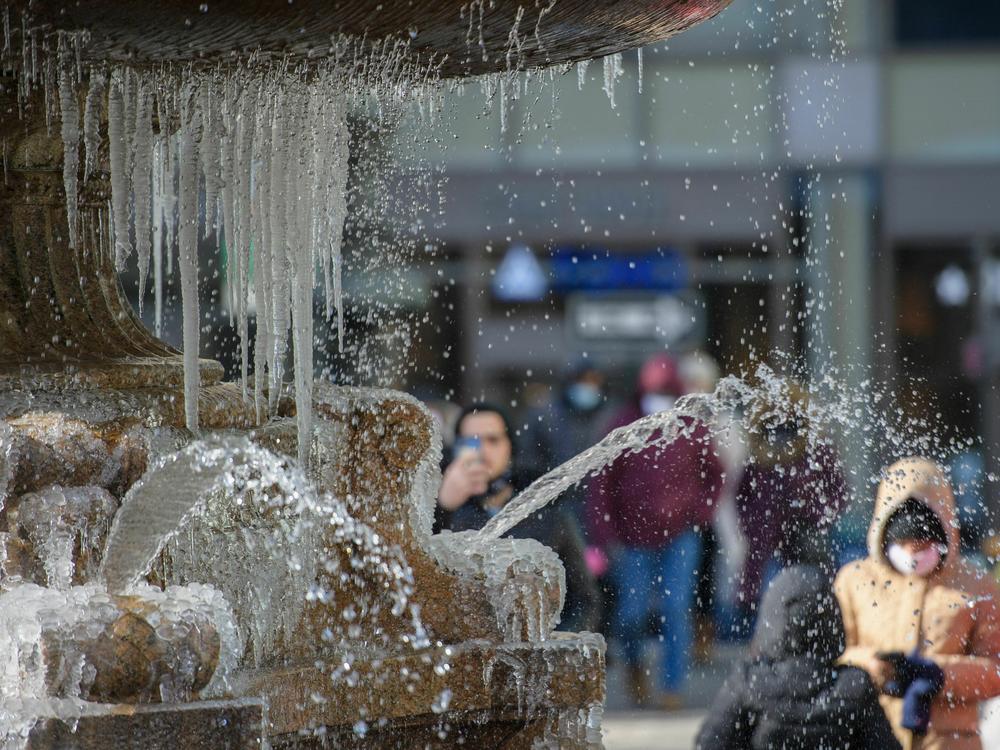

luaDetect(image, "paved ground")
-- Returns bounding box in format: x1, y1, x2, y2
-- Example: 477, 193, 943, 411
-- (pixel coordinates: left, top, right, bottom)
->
599, 640, 742, 749
603, 710, 707, 750
597, 643, 1000, 749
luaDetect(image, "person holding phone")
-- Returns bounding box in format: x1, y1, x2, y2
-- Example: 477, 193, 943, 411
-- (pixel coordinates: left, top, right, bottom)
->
834, 457, 1000, 750
436, 403, 600, 633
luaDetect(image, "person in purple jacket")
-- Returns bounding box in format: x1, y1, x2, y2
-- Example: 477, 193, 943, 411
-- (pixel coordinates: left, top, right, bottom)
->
587, 353, 725, 710
734, 379, 847, 635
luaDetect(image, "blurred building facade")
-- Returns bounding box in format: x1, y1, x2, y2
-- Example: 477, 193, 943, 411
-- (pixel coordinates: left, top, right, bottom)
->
384, 0, 1000, 517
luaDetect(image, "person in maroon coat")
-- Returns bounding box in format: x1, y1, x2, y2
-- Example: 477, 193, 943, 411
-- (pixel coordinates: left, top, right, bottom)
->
587, 353, 725, 709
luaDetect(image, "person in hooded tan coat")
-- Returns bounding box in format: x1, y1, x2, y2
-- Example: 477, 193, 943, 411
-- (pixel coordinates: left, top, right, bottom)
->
834, 457, 1000, 750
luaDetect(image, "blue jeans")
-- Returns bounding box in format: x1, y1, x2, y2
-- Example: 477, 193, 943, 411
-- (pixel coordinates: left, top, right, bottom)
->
611, 530, 701, 693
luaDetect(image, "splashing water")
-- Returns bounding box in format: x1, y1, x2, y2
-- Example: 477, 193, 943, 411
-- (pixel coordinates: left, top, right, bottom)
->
478, 361, 966, 545
101, 435, 426, 667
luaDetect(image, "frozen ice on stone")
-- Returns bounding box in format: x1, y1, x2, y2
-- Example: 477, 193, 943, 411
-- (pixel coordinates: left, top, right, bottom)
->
0, 584, 120, 718
0, 580, 238, 735
0, 413, 147, 499
12, 486, 117, 589
102, 433, 425, 666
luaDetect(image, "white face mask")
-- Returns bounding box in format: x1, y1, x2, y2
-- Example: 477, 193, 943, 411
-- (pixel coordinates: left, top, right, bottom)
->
641, 393, 676, 417
887, 543, 943, 577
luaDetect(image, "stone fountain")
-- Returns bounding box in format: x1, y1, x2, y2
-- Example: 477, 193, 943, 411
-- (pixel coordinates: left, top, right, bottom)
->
0, 1, 731, 747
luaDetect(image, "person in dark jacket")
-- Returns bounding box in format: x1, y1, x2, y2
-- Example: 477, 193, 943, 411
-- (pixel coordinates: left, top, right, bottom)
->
696, 564, 901, 750
437, 403, 601, 633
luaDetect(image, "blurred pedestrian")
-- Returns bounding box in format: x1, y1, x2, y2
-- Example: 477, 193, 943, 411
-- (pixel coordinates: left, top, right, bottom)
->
735, 379, 846, 630
587, 353, 725, 709
835, 457, 1000, 750
679, 350, 747, 659
696, 565, 900, 750
437, 403, 601, 632
519, 361, 610, 520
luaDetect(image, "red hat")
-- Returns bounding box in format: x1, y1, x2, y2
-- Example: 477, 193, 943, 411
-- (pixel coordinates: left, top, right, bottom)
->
638, 353, 683, 396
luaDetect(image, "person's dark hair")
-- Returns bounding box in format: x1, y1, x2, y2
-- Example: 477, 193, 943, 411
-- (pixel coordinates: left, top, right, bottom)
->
883, 498, 948, 550
455, 402, 515, 453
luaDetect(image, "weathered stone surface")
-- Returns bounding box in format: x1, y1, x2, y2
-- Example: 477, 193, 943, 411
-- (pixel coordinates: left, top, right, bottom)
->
0, 414, 149, 502
309, 390, 505, 646
0, 531, 44, 584
236, 634, 606, 747
9, 0, 732, 78
24, 697, 265, 749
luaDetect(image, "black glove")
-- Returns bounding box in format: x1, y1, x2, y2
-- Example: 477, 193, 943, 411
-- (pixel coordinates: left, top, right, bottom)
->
877, 651, 909, 697
877, 651, 944, 735
900, 655, 944, 735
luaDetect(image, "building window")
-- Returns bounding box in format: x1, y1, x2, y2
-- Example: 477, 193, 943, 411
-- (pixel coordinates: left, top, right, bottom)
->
896, 0, 1000, 47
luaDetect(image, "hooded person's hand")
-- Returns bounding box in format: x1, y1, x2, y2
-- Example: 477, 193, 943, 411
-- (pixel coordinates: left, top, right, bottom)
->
878, 651, 945, 735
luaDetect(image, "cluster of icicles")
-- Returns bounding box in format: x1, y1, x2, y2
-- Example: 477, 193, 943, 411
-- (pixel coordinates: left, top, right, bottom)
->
58, 56, 352, 465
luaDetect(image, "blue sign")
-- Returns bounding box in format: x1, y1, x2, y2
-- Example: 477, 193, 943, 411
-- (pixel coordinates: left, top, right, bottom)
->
549, 248, 687, 292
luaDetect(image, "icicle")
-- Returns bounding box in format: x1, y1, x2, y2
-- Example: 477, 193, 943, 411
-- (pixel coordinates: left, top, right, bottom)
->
234, 88, 255, 400
252, 98, 274, 422
42, 38, 53, 134
82, 69, 105, 181
267, 97, 289, 413
577, 59, 589, 91
152, 137, 165, 337
178, 87, 201, 433
108, 75, 132, 271
288, 96, 314, 465
328, 98, 350, 352
2, 8, 9, 62
57, 38, 80, 249
637, 48, 643, 94
219, 82, 238, 328
602, 53, 624, 109
499, 75, 508, 134
200, 80, 222, 238
122, 67, 136, 177
164, 127, 177, 277
133, 82, 154, 311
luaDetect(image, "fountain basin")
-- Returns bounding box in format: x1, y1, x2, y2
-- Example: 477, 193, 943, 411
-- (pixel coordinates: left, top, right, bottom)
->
239, 634, 605, 747
9, 1, 732, 76
20, 698, 264, 749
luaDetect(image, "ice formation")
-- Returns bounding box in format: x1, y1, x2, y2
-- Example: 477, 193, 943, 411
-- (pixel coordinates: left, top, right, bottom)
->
11, 485, 117, 589
56, 39, 79, 250
101, 436, 425, 666
602, 52, 624, 109
52, 62, 356, 461
0, 581, 239, 743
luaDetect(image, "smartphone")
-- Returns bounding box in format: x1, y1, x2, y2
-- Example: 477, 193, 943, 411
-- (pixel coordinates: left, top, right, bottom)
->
454, 436, 482, 457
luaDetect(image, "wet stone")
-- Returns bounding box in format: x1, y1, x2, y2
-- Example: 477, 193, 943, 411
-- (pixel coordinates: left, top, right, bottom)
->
1, 414, 149, 505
